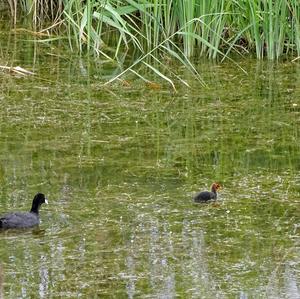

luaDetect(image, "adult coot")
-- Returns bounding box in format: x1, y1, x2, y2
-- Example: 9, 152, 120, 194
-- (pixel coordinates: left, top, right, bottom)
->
194, 183, 221, 202
0, 193, 48, 229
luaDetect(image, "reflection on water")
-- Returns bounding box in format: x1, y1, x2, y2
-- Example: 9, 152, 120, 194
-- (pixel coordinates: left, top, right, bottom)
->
0, 264, 3, 299
0, 21, 300, 298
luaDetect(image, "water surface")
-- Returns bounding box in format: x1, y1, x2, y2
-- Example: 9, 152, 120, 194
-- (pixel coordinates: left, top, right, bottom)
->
0, 23, 300, 298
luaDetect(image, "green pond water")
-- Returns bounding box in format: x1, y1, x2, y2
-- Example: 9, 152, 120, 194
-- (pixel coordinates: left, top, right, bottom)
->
0, 24, 300, 298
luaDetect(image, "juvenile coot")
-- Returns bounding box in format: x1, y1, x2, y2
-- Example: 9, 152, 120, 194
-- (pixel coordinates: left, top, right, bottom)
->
0, 193, 48, 229
194, 183, 221, 202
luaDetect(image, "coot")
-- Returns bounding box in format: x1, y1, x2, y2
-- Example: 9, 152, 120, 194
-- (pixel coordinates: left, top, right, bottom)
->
194, 183, 221, 202
0, 193, 48, 229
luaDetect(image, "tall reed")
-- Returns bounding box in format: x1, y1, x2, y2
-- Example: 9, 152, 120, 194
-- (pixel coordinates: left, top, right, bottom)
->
9, 0, 300, 59
5, 0, 300, 86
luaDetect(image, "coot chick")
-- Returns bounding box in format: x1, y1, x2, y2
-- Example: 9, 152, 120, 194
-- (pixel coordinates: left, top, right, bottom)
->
0, 193, 48, 229
194, 183, 221, 202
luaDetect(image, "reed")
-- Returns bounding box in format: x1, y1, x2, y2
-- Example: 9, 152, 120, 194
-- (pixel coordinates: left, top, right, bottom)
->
5, 0, 300, 87
7, 0, 300, 59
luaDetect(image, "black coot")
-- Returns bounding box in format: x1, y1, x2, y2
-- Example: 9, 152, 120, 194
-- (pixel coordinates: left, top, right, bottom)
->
0, 193, 48, 229
194, 183, 221, 202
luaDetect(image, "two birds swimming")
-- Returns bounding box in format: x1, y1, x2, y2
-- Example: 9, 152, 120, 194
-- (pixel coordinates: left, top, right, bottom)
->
0, 183, 220, 229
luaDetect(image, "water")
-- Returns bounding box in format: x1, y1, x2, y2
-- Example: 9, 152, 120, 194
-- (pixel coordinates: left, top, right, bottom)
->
0, 24, 300, 298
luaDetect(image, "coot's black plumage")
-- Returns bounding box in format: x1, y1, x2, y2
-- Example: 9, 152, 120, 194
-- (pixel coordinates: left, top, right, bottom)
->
0, 193, 48, 229
194, 183, 221, 202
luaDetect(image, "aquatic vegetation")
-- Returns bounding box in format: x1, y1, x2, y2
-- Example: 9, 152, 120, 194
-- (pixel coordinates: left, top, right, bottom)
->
0, 65, 35, 75
0, 24, 300, 296
4, 0, 300, 86
6, 0, 300, 59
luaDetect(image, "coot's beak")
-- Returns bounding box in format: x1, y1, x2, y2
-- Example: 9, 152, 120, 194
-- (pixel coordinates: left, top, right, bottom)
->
45, 198, 48, 204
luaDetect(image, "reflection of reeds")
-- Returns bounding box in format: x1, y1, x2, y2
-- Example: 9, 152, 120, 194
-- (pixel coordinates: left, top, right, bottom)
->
0, 264, 3, 299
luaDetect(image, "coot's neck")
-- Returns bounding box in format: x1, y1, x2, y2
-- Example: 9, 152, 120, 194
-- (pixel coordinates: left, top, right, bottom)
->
211, 186, 217, 194
30, 203, 40, 214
